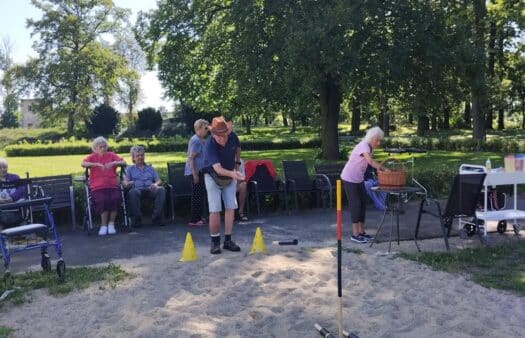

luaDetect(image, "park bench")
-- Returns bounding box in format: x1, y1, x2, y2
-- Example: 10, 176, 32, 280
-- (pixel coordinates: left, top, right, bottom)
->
29, 174, 76, 229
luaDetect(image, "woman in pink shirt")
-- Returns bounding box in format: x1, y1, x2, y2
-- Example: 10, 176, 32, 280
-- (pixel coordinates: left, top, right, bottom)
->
340, 127, 387, 243
81, 137, 126, 236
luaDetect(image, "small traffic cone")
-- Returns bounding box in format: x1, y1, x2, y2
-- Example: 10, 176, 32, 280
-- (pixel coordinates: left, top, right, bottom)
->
179, 232, 198, 262
250, 227, 267, 254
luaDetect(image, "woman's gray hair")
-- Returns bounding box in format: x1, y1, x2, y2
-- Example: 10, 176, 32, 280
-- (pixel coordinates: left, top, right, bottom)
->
364, 126, 384, 144
91, 136, 108, 151
0, 157, 8, 168
130, 145, 145, 159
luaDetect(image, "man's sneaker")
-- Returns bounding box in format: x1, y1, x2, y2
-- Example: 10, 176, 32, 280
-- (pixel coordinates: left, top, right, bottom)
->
98, 225, 108, 236
350, 235, 367, 244
223, 240, 241, 252
107, 224, 116, 235
360, 232, 374, 242
210, 242, 221, 254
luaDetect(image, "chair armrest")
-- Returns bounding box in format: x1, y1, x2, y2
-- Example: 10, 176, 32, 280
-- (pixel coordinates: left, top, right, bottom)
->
315, 174, 332, 190
285, 179, 296, 191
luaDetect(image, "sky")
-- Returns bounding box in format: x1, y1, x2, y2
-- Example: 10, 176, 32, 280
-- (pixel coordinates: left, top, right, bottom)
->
0, 0, 173, 111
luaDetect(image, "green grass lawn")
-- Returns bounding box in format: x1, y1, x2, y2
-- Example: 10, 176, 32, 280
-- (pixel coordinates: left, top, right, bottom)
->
5, 147, 498, 178
399, 241, 525, 296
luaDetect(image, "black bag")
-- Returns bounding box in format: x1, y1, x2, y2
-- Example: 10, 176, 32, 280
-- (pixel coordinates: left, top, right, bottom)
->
209, 172, 233, 187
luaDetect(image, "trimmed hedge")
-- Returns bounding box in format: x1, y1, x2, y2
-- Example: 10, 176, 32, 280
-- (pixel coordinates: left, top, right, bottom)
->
4, 138, 322, 157
382, 136, 524, 153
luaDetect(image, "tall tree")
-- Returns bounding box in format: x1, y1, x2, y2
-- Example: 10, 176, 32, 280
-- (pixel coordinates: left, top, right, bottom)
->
0, 37, 19, 128
20, 0, 128, 134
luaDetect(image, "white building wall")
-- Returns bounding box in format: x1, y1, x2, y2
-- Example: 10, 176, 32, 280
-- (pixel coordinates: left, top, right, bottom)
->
20, 99, 41, 128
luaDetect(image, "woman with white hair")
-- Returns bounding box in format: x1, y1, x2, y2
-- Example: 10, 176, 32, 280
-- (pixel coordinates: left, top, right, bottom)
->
0, 157, 26, 229
81, 137, 126, 236
340, 126, 388, 244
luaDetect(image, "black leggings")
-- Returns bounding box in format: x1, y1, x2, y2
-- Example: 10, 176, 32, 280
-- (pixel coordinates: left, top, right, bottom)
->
343, 180, 366, 224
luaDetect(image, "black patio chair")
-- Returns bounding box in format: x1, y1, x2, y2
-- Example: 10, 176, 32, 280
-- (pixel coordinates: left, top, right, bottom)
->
282, 160, 331, 210
248, 164, 288, 215
414, 173, 486, 251
166, 162, 193, 220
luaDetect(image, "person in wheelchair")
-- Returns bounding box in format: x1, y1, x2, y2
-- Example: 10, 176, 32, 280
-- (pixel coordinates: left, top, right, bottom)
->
0, 157, 27, 229
123, 145, 166, 227
81, 137, 126, 236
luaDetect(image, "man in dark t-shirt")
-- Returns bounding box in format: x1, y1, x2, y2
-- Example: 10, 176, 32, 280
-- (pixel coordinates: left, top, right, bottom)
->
202, 116, 245, 254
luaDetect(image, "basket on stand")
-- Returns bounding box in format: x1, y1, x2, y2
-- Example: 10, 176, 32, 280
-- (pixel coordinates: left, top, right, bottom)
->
377, 159, 407, 187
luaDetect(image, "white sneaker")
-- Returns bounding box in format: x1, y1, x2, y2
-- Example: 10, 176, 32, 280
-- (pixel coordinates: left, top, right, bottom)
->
98, 225, 108, 236
107, 224, 116, 235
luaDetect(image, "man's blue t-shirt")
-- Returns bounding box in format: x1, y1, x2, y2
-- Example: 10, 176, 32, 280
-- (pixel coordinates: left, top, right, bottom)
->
203, 132, 240, 173
125, 165, 159, 188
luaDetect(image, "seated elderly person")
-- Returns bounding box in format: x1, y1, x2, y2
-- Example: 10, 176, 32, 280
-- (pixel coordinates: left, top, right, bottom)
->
82, 137, 126, 236
0, 157, 27, 229
123, 145, 166, 227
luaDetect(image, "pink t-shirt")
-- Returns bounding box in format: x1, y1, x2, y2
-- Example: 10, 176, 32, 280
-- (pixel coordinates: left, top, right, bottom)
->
83, 151, 123, 191
340, 140, 371, 183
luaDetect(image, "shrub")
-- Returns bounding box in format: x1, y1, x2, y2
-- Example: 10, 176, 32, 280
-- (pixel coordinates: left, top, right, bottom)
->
86, 104, 119, 136
137, 107, 162, 132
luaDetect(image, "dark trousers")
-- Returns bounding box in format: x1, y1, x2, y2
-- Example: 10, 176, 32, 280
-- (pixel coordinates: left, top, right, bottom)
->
127, 186, 166, 220
343, 180, 366, 224
190, 172, 206, 222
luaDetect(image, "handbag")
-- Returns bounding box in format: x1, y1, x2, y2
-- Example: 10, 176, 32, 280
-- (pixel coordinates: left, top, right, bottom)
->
209, 171, 233, 187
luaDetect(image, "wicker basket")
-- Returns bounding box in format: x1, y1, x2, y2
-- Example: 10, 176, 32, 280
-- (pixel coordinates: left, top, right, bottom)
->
377, 159, 407, 186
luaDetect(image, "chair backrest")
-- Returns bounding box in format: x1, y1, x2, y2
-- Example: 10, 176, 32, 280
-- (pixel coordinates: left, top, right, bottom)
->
443, 173, 486, 217
250, 164, 280, 192
167, 162, 192, 196
29, 175, 73, 210
282, 160, 312, 190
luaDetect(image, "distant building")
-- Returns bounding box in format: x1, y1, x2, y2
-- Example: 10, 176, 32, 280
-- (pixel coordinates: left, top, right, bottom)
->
20, 98, 41, 128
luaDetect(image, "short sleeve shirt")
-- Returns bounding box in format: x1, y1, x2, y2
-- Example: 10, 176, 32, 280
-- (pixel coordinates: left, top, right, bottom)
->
83, 151, 123, 191
184, 134, 207, 175
125, 165, 159, 188
340, 140, 371, 183
203, 132, 240, 173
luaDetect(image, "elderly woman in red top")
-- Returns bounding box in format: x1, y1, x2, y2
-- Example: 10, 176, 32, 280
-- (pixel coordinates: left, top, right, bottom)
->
81, 137, 126, 236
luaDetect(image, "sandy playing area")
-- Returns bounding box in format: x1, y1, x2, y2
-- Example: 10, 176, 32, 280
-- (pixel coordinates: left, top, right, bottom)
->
1, 241, 524, 338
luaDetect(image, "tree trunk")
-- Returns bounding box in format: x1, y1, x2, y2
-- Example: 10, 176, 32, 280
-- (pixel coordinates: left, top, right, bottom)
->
351, 96, 361, 133
379, 91, 389, 137
282, 111, 288, 127
245, 115, 252, 134
430, 114, 437, 131
471, 0, 487, 141
417, 115, 429, 135
497, 108, 504, 130
463, 101, 471, 128
319, 76, 341, 160
443, 105, 450, 130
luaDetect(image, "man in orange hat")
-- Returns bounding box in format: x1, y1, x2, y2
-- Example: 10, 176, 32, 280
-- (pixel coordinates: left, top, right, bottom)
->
202, 116, 245, 254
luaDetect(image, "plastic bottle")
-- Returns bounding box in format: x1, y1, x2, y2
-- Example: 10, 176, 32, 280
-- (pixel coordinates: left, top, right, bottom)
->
485, 158, 492, 171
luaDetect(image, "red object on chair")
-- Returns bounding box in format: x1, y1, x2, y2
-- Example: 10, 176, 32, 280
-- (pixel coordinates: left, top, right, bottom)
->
244, 160, 277, 182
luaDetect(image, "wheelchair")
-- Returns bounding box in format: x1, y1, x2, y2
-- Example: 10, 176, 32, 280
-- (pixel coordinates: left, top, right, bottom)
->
0, 179, 65, 286
78, 166, 129, 234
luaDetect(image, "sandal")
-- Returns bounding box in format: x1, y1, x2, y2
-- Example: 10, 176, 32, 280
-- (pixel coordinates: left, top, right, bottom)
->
239, 213, 249, 222
188, 220, 206, 227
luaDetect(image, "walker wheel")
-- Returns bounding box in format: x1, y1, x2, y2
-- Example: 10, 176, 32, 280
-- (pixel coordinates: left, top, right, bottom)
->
56, 260, 66, 283
497, 220, 507, 234
41, 254, 51, 272
464, 223, 477, 236
513, 224, 521, 236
